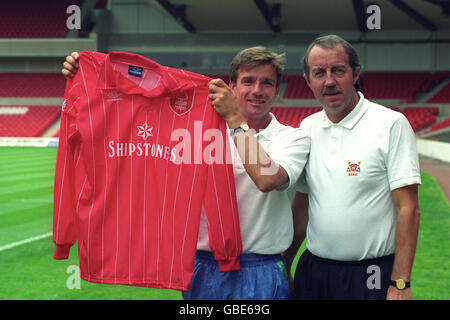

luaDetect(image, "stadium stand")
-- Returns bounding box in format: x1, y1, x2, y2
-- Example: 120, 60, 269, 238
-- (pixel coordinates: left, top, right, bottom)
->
283, 75, 315, 99
428, 82, 450, 103
271, 106, 321, 127
362, 72, 429, 102
0, 105, 60, 137
401, 106, 439, 132
208, 75, 230, 84
0, 73, 66, 97
418, 118, 450, 136
418, 71, 450, 94
0, 0, 81, 38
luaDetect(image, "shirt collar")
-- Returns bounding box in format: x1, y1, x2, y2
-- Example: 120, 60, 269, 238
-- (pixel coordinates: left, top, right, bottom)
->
320, 92, 367, 129
255, 112, 284, 138
96, 51, 179, 98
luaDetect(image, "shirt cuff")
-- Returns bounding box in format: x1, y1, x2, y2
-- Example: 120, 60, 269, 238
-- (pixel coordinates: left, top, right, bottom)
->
217, 256, 241, 272
53, 244, 71, 259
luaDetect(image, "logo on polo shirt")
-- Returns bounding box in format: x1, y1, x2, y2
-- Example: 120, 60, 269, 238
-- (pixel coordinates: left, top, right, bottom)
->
347, 160, 361, 176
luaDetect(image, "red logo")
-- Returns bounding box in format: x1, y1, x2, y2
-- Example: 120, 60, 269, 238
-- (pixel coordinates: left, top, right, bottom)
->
347, 160, 361, 176
169, 89, 195, 116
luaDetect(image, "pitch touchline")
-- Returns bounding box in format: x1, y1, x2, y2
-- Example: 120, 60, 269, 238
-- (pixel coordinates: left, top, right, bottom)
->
0, 232, 52, 252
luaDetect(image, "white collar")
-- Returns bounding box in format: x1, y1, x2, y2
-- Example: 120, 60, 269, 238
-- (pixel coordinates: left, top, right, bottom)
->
320, 92, 368, 129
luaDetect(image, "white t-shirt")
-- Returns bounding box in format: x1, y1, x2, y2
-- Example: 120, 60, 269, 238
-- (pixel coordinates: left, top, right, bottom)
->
297, 92, 421, 261
197, 113, 311, 254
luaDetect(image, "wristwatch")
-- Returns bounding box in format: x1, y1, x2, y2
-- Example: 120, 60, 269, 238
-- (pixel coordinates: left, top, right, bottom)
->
389, 279, 410, 290
230, 122, 250, 136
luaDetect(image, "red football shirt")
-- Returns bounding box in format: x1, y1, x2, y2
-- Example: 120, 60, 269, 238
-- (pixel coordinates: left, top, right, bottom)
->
53, 51, 242, 291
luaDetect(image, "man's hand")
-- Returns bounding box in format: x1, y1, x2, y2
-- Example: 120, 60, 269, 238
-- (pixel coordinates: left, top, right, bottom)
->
62, 52, 80, 78
386, 286, 412, 300
208, 79, 244, 127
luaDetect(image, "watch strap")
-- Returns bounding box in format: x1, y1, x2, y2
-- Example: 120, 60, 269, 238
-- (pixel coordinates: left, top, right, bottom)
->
230, 122, 249, 136
389, 279, 410, 290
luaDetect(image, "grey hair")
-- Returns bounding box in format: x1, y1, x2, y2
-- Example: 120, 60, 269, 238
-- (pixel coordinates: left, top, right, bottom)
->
302, 34, 361, 88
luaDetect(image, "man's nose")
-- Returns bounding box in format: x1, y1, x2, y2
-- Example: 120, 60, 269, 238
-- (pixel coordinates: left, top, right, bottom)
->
251, 81, 264, 95
324, 71, 337, 87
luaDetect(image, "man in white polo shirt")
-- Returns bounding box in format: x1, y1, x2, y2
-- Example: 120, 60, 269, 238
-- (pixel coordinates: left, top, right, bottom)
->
62, 46, 310, 299
285, 35, 421, 300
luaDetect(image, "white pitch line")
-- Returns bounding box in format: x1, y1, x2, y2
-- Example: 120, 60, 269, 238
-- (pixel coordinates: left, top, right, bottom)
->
0, 232, 52, 252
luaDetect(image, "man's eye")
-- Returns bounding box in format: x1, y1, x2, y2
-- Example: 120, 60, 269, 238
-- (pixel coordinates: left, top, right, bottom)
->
313, 70, 324, 77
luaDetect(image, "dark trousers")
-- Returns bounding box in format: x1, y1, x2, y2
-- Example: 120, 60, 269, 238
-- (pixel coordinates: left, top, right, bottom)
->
293, 249, 395, 300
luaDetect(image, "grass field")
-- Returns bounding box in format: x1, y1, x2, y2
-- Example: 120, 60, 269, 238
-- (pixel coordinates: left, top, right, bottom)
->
0, 146, 448, 300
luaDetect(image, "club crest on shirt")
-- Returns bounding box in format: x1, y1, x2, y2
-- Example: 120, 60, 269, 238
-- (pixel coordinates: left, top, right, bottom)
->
347, 160, 361, 176
169, 89, 195, 116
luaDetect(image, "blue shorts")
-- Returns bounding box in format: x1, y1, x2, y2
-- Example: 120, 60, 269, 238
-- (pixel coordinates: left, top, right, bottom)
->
182, 251, 291, 300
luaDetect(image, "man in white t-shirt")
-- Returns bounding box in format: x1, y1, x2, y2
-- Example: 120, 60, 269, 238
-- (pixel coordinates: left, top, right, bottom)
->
285, 35, 421, 300
190, 46, 310, 299
62, 47, 310, 299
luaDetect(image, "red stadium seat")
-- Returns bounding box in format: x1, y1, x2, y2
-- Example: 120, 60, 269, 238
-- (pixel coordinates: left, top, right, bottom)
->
0, 0, 82, 38
428, 82, 450, 103
0, 105, 60, 137
283, 76, 315, 99
0, 73, 66, 97
271, 106, 321, 127
362, 72, 429, 102
401, 106, 439, 132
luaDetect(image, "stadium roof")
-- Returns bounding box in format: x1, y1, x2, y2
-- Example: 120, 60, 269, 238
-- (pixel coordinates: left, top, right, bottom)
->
150, 0, 450, 34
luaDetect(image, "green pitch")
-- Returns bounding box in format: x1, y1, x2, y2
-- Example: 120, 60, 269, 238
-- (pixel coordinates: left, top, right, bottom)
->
0, 147, 448, 299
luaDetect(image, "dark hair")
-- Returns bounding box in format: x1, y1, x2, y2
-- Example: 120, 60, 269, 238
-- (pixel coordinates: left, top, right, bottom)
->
302, 34, 361, 90
230, 46, 285, 87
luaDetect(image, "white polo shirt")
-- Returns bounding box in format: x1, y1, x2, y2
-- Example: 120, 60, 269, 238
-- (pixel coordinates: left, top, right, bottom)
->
197, 113, 310, 254
297, 92, 421, 261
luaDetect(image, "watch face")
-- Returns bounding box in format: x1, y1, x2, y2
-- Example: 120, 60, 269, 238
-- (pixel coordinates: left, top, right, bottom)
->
241, 123, 250, 131
396, 280, 406, 290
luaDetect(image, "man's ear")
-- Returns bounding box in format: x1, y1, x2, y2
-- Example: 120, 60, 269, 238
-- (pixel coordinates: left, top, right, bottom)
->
353, 66, 361, 85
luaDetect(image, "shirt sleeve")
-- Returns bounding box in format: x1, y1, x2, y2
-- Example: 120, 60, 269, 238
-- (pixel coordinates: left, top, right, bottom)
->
386, 115, 422, 191
269, 127, 311, 191
202, 114, 242, 272
52, 79, 82, 260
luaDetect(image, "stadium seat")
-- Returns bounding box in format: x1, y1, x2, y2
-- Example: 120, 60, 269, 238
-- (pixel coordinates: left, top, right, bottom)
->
271, 106, 321, 127
0, 105, 60, 137
401, 106, 439, 132
418, 71, 450, 94
428, 82, 450, 103
283, 76, 315, 99
362, 72, 429, 102
0, 73, 66, 97
208, 75, 230, 84
0, 0, 82, 38
418, 117, 450, 136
